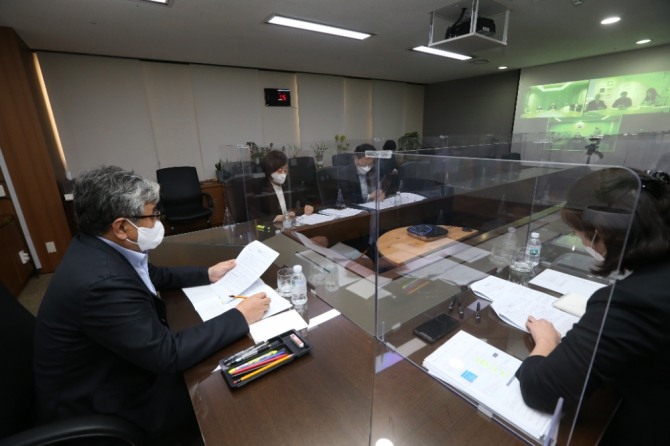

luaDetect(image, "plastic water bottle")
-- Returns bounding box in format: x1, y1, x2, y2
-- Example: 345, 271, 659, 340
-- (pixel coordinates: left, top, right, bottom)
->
525, 232, 542, 267
501, 227, 518, 262
290, 265, 308, 307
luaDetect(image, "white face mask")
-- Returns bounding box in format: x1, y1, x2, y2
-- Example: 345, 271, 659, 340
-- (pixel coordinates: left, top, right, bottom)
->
357, 164, 372, 175
584, 233, 605, 262
126, 220, 165, 251
271, 172, 287, 185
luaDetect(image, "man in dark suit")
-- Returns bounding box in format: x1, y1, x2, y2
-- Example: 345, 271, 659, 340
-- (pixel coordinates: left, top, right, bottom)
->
337, 143, 385, 204
33, 166, 271, 445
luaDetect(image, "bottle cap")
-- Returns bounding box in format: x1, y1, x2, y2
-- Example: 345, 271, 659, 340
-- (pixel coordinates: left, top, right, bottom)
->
293, 265, 302, 273
531, 232, 539, 238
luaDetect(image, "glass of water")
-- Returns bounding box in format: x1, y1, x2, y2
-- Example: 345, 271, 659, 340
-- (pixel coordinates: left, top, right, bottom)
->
276, 267, 293, 298
508, 249, 534, 286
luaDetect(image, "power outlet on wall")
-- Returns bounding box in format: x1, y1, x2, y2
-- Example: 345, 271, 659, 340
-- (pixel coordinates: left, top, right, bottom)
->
19, 250, 30, 264
46, 241, 57, 253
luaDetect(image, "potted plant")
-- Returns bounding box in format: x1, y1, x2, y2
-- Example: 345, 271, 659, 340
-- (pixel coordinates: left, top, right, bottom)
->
334, 134, 350, 153
247, 141, 273, 173
287, 144, 302, 158
397, 131, 421, 152
311, 142, 328, 169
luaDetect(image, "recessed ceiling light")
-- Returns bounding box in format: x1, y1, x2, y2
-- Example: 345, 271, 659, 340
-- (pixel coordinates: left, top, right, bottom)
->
140, 0, 169, 4
266, 15, 371, 40
636, 39, 651, 45
601, 16, 621, 25
498, 66, 508, 70
412, 46, 471, 61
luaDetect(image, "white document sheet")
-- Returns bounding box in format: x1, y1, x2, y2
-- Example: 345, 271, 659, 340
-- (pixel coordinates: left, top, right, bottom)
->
183, 279, 291, 322
423, 331, 552, 441
295, 213, 336, 225
469, 276, 579, 337
210, 240, 279, 298
248, 309, 308, 343
318, 207, 365, 218
529, 269, 607, 297
357, 192, 425, 210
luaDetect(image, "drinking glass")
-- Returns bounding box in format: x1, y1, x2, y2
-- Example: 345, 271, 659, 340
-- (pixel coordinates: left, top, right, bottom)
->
276, 267, 293, 298
508, 249, 534, 286
489, 243, 509, 273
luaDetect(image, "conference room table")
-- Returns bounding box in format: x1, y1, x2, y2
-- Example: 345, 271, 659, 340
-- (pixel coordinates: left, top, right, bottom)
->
151, 207, 615, 445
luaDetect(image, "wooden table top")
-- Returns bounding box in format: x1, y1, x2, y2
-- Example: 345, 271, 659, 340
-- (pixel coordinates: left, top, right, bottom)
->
377, 225, 478, 265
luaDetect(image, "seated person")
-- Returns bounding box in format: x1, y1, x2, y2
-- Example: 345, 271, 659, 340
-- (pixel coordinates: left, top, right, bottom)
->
585, 94, 607, 111
337, 143, 385, 204
516, 168, 670, 445
254, 149, 315, 224
612, 91, 632, 109
641, 87, 663, 106
33, 166, 270, 445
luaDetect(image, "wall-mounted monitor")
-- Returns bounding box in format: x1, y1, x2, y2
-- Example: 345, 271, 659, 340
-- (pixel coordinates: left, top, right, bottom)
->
264, 88, 291, 107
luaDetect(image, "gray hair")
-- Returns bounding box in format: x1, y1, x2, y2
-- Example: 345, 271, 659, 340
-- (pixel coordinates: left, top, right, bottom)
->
73, 165, 160, 235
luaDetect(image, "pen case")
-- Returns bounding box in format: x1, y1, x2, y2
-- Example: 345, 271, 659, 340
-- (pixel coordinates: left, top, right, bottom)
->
219, 329, 311, 388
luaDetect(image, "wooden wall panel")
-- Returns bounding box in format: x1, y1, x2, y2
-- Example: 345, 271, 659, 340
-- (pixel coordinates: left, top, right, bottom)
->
0, 27, 71, 273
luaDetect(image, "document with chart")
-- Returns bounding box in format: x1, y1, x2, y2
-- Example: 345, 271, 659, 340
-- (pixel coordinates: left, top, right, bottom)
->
423, 330, 552, 441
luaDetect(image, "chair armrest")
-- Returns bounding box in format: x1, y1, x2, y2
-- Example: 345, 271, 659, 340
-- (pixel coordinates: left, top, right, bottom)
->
0, 414, 145, 446
201, 192, 214, 209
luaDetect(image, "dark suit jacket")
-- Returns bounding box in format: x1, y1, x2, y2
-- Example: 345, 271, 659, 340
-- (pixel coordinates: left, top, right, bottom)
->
336, 164, 376, 204
248, 180, 309, 220
516, 260, 670, 445
33, 234, 249, 438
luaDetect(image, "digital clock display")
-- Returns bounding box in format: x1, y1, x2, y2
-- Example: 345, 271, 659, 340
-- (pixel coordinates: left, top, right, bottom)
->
264, 88, 291, 107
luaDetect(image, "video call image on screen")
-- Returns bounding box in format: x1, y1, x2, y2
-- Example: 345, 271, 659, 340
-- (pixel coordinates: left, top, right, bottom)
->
519, 69, 670, 137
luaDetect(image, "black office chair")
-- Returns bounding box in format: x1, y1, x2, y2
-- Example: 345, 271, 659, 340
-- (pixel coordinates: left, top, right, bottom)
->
331, 152, 351, 167
224, 175, 266, 223
288, 156, 319, 203
0, 282, 145, 446
156, 166, 213, 231
316, 166, 342, 207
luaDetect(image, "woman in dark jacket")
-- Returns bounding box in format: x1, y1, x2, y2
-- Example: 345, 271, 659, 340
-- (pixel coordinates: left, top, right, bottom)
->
516, 168, 670, 445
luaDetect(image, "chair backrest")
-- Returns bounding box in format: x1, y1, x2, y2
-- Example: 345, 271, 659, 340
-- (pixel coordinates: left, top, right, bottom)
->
225, 175, 266, 223
156, 166, 203, 214
331, 152, 352, 167
288, 157, 319, 203
316, 166, 341, 207
0, 282, 36, 437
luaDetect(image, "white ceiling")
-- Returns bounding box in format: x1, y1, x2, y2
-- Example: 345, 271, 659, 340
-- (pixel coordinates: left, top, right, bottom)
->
1, 0, 669, 84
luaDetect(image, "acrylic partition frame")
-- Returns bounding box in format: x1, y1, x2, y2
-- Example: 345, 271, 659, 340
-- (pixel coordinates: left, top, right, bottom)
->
152, 140, 645, 445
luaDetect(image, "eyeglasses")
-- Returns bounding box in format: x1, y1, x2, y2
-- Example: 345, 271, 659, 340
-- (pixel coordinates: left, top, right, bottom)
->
130, 210, 161, 221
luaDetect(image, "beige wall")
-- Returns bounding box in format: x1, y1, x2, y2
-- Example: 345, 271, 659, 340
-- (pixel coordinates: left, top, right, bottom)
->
37, 52, 425, 181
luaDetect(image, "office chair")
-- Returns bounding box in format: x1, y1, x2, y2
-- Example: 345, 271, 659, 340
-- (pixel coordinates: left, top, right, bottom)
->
155, 166, 213, 231
331, 152, 352, 167
288, 156, 319, 203
0, 281, 145, 446
316, 166, 341, 207
225, 175, 266, 223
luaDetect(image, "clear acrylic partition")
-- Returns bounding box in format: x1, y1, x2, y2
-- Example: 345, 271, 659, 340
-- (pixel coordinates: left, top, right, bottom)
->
370, 151, 641, 444
152, 138, 645, 444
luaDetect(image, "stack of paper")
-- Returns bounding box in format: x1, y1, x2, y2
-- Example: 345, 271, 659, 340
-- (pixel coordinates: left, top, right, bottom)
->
319, 207, 365, 218
423, 331, 552, 442
358, 192, 426, 210
183, 240, 291, 322
470, 276, 579, 337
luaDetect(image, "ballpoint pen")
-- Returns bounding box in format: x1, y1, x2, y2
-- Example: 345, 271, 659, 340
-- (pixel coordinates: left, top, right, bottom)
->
448, 296, 456, 313
458, 297, 464, 319
475, 302, 481, 324
228, 295, 247, 299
